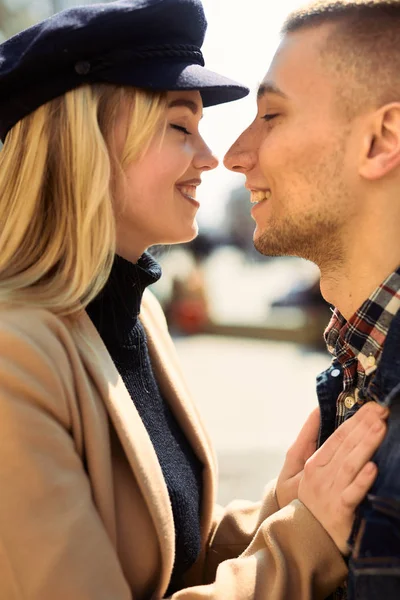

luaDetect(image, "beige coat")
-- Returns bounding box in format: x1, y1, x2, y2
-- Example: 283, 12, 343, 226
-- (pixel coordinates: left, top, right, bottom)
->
0, 291, 347, 600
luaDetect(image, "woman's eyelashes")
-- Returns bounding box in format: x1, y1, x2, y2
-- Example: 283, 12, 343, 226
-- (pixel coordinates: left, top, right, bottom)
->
170, 123, 192, 135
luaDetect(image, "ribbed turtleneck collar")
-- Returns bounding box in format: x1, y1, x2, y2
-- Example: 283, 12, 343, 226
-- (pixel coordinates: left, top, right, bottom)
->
86, 251, 162, 347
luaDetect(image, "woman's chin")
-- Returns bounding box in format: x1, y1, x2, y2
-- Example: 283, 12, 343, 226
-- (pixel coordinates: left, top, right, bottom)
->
163, 223, 199, 246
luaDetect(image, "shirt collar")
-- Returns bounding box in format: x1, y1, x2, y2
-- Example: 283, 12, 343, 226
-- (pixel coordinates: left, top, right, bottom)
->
324, 266, 400, 375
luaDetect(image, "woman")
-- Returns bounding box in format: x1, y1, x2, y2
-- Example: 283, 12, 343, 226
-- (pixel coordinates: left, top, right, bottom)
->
0, 1, 388, 599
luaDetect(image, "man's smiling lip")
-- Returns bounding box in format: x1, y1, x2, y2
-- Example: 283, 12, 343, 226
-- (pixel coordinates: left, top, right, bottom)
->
245, 183, 272, 202
245, 182, 270, 192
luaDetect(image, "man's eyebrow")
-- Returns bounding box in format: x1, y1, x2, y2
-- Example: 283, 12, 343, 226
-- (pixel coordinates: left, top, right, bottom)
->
257, 82, 288, 100
168, 99, 203, 118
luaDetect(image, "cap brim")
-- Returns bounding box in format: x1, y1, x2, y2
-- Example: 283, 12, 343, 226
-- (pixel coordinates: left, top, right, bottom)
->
0, 61, 249, 141
97, 61, 249, 106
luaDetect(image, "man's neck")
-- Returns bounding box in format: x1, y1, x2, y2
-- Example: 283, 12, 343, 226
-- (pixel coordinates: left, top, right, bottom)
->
320, 256, 400, 320
317, 187, 400, 319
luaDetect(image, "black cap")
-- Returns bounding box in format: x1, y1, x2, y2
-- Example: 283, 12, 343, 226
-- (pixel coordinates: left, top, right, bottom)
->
0, 0, 249, 141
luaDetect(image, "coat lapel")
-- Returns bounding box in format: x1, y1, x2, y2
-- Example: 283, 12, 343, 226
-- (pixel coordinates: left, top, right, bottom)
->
140, 290, 217, 541
74, 310, 175, 596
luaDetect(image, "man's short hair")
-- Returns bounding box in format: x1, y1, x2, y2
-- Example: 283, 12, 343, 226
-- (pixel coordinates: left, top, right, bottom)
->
282, 0, 399, 31
281, 1, 400, 118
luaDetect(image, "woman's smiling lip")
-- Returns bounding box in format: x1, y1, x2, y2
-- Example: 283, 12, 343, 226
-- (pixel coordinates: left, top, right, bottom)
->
176, 178, 201, 207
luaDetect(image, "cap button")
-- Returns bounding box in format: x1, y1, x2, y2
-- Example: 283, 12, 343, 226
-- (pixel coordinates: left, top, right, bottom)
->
75, 60, 91, 75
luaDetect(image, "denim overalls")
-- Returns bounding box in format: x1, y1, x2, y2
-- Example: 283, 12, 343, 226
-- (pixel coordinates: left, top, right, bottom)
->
317, 309, 400, 599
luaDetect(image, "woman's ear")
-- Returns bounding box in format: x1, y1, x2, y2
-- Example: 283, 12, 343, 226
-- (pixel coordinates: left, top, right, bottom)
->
359, 103, 400, 181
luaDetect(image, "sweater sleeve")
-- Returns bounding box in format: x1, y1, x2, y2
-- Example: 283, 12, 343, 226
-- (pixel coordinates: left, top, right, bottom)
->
0, 313, 132, 600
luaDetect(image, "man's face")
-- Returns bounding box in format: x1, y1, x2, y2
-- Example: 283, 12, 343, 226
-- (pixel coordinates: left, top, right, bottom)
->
224, 25, 360, 267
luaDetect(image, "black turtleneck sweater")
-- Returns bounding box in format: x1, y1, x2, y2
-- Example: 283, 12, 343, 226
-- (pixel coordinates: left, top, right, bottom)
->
86, 252, 203, 593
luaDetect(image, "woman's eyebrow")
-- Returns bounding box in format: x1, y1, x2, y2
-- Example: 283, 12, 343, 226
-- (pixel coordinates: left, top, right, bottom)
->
168, 99, 203, 118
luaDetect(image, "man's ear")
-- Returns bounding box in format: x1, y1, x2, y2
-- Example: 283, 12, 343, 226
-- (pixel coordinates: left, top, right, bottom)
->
359, 103, 400, 181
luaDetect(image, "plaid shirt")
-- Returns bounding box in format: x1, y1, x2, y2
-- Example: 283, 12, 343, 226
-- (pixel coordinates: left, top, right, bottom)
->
325, 267, 400, 427
324, 267, 400, 600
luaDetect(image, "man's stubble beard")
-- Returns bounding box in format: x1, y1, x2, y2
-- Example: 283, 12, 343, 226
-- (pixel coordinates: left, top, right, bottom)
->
254, 174, 349, 271
254, 207, 343, 269
254, 138, 349, 270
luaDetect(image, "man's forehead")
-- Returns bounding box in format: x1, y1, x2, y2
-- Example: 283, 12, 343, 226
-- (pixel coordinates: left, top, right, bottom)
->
259, 26, 333, 102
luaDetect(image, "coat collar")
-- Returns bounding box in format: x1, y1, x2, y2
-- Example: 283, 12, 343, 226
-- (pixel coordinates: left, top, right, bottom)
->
71, 291, 216, 596
140, 290, 217, 541
317, 309, 400, 450
74, 307, 175, 596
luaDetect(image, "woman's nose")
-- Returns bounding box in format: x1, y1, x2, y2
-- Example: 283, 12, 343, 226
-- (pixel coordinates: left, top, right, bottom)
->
196, 143, 219, 172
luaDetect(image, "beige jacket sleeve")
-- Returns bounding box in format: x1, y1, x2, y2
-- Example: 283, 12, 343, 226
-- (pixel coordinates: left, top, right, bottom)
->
175, 480, 347, 600
203, 478, 280, 579
0, 315, 132, 600
174, 497, 347, 600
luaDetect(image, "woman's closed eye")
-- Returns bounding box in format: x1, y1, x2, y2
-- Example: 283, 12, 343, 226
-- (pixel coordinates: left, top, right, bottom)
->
170, 124, 192, 135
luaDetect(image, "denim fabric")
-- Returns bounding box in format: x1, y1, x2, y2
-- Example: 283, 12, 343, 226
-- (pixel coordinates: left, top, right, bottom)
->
316, 310, 400, 599
316, 361, 348, 600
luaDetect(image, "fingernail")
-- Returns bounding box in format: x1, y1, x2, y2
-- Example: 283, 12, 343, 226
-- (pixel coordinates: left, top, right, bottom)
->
366, 462, 376, 473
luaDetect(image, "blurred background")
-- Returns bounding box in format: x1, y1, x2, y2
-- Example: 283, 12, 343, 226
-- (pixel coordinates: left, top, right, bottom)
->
0, 0, 334, 503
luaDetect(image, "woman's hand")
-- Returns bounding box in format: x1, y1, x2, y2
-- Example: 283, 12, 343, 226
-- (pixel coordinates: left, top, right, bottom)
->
298, 401, 388, 555
276, 406, 321, 509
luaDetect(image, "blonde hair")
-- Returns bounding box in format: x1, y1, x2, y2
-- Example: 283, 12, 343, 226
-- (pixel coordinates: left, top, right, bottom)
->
0, 84, 167, 316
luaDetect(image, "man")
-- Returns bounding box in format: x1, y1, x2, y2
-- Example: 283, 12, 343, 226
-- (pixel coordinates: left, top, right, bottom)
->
224, 1, 400, 598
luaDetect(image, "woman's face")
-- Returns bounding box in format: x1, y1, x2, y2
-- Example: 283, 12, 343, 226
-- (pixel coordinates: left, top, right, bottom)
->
114, 90, 218, 262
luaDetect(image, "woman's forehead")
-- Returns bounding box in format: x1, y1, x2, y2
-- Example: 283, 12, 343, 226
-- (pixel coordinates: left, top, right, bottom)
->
166, 91, 203, 119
